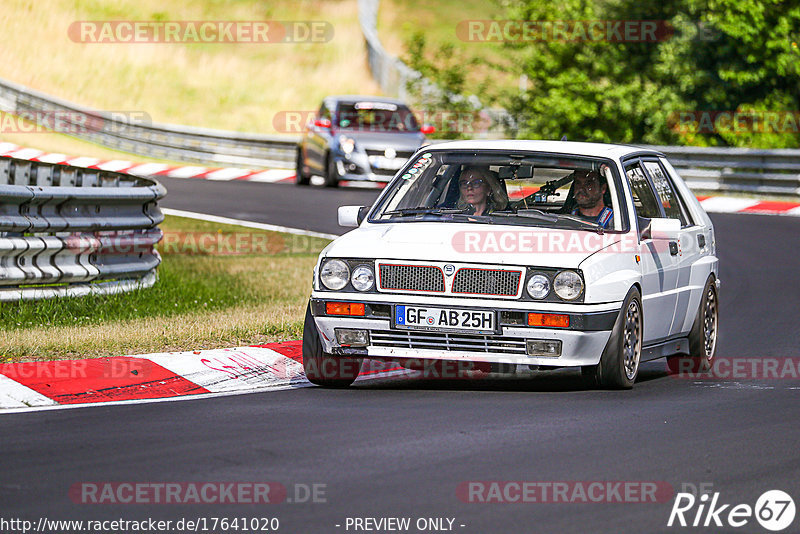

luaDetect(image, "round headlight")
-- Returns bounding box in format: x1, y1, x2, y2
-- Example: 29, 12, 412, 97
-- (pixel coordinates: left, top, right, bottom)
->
320, 259, 349, 290
339, 135, 355, 154
553, 270, 584, 301
526, 274, 550, 299
351, 265, 375, 292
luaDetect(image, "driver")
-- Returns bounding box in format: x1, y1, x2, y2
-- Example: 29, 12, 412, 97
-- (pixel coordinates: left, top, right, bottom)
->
571, 169, 613, 229
456, 166, 508, 216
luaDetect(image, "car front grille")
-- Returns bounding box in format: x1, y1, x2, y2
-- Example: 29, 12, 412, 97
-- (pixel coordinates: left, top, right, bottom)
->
452, 268, 522, 296
365, 149, 413, 175
379, 264, 445, 292
365, 149, 414, 158
370, 329, 527, 355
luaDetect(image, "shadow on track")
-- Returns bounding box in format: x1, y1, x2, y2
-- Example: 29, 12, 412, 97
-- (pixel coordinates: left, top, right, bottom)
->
311, 361, 672, 394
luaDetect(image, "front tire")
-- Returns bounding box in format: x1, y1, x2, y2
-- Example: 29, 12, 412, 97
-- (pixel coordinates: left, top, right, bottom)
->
302, 303, 361, 387
295, 147, 310, 185
324, 154, 340, 187
582, 287, 643, 389
668, 277, 718, 374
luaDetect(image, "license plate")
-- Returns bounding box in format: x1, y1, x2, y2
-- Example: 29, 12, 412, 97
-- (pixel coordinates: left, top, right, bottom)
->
369, 156, 406, 170
395, 305, 496, 333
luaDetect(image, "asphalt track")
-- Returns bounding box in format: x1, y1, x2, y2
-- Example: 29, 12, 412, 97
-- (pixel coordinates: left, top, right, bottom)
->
1, 178, 799, 533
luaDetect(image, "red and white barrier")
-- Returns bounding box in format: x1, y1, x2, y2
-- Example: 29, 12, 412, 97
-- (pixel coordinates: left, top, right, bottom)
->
0, 341, 409, 411
0, 142, 295, 183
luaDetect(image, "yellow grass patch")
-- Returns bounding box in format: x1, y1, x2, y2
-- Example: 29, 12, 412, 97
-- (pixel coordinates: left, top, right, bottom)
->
0, 0, 381, 154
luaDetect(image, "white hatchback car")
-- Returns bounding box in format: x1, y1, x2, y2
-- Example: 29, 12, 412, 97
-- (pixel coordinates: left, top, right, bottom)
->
302, 140, 719, 389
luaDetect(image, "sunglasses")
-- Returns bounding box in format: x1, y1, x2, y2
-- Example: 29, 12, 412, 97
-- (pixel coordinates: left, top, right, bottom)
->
459, 178, 486, 190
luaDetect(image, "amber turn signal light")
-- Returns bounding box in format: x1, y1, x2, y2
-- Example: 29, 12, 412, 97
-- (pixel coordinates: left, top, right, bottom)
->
326, 302, 366, 316
527, 313, 569, 328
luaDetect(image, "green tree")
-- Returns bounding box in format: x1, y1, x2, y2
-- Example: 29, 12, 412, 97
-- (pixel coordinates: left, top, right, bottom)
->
403, 32, 492, 139
498, 0, 800, 147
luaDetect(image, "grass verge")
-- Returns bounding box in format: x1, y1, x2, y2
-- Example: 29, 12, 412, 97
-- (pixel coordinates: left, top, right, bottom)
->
378, 0, 518, 98
0, 215, 330, 362
1, 0, 380, 134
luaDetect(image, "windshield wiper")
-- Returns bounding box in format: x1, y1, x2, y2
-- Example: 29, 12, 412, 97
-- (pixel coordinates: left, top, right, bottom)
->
383, 208, 465, 217
494, 209, 559, 223
556, 214, 605, 234
490, 209, 605, 233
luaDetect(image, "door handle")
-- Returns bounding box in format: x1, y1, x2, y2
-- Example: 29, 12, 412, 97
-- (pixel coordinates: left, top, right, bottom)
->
669, 241, 679, 256
697, 234, 706, 248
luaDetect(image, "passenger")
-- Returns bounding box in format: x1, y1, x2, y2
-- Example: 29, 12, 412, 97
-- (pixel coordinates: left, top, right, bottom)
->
571, 169, 613, 229
456, 166, 508, 216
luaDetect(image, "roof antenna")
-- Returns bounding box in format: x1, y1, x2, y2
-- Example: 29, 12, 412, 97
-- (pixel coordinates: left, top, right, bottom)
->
560, 135, 568, 141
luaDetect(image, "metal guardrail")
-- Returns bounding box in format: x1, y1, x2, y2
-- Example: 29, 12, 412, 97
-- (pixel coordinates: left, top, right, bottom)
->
0, 155, 165, 300
359, 0, 419, 103
645, 145, 800, 197
357, 0, 512, 136
0, 76, 299, 169
0, 42, 796, 197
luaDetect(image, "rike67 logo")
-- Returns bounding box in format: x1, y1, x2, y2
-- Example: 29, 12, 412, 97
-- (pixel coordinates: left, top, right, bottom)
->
668, 489, 795, 531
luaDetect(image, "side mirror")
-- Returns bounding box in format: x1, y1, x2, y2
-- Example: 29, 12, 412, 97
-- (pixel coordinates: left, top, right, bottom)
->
338, 206, 369, 227
314, 118, 332, 129
648, 218, 681, 240
420, 124, 436, 135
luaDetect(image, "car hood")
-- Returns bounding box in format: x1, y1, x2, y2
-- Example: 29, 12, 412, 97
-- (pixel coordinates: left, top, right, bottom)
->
336, 131, 426, 152
323, 222, 623, 268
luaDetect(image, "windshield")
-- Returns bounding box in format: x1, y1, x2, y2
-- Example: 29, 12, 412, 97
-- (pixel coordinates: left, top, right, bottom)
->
336, 102, 420, 132
370, 150, 624, 232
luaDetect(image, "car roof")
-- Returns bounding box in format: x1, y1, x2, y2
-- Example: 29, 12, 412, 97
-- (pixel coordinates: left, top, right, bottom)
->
424, 139, 663, 160
324, 95, 410, 106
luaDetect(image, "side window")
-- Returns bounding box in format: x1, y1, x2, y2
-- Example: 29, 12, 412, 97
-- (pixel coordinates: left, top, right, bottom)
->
318, 103, 331, 121
642, 160, 689, 226
625, 163, 662, 219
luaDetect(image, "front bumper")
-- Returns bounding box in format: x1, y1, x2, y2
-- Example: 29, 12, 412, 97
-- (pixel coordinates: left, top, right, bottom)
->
333, 154, 405, 182
309, 296, 618, 367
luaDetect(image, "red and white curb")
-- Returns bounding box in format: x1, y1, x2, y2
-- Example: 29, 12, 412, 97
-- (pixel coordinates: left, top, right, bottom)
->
0, 342, 407, 412
696, 195, 800, 216
0, 141, 296, 183
5, 140, 800, 203
0, 141, 386, 188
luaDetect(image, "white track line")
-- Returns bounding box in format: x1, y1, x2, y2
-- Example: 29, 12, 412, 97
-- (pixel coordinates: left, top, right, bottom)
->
0, 375, 58, 409
0, 382, 313, 414
699, 197, 760, 213
161, 208, 339, 239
